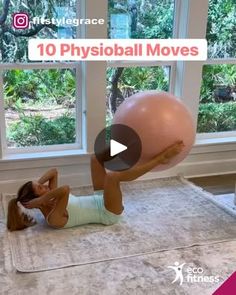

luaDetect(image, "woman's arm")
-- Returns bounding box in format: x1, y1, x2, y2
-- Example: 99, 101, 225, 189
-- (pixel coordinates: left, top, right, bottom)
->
38, 168, 58, 190
38, 186, 69, 206
23, 185, 69, 209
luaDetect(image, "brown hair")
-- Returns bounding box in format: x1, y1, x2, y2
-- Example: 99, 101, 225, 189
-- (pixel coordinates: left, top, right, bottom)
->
7, 181, 38, 232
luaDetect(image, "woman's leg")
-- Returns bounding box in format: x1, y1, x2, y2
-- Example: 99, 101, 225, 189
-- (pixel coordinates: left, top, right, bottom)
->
103, 172, 124, 215
103, 141, 183, 215
90, 146, 115, 191
114, 141, 184, 182
90, 155, 106, 191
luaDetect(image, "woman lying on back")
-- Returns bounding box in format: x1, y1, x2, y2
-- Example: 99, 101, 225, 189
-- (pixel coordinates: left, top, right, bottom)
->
7, 141, 184, 231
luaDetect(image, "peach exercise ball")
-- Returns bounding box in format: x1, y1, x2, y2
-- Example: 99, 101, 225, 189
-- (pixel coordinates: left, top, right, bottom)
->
112, 91, 196, 171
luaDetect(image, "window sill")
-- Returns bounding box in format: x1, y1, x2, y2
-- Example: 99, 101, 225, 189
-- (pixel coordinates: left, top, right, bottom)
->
192, 136, 236, 154
0, 149, 89, 162
0, 136, 235, 162
195, 136, 236, 145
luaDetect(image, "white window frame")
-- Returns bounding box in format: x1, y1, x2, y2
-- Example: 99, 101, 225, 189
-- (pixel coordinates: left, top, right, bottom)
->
107, 0, 179, 98
0, 1, 84, 157
175, 0, 236, 146
0, 0, 235, 162
0, 0, 107, 160
198, 58, 236, 141
0, 62, 83, 155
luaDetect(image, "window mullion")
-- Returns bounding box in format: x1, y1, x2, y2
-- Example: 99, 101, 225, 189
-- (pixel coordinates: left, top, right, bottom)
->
0, 62, 78, 70
0, 71, 7, 158
169, 0, 182, 95
173, 0, 181, 39
74, 0, 83, 149
75, 63, 83, 148
84, 0, 107, 153
174, 0, 209, 131
107, 60, 175, 68
204, 58, 236, 65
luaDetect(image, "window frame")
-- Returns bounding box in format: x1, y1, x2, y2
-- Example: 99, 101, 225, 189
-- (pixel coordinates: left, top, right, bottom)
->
175, 0, 236, 144
0, 0, 83, 156
196, 2, 236, 141
106, 0, 178, 99
0, 0, 235, 162
197, 58, 236, 140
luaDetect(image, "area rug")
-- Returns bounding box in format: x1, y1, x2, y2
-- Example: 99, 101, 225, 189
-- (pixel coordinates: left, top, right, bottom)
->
2, 177, 236, 273
205, 192, 236, 217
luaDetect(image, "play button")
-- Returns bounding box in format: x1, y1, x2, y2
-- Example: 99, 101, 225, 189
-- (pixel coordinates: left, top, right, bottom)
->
94, 124, 142, 171
110, 139, 127, 157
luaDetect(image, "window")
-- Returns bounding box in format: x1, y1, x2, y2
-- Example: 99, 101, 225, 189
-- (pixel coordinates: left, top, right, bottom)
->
106, 0, 176, 125
198, 0, 236, 136
0, 0, 81, 156
0, 0, 235, 161
4, 68, 76, 148
106, 65, 171, 120
108, 0, 174, 39
0, 1, 77, 63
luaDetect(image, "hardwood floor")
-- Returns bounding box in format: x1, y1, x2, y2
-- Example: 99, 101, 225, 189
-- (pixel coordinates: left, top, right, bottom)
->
189, 174, 236, 195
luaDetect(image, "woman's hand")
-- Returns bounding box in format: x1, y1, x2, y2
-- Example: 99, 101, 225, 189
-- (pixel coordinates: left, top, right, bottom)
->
22, 197, 57, 209
22, 198, 41, 209
38, 168, 58, 190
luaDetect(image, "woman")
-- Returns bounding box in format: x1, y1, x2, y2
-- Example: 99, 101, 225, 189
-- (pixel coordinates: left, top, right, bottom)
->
7, 141, 184, 231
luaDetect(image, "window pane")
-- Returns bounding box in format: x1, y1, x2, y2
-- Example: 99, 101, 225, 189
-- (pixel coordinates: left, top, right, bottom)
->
108, 0, 175, 39
0, 0, 77, 63
4, 69, 76, 147
106, 66, 170, 124
198, 64, 236, 133
207, 0, 236, 58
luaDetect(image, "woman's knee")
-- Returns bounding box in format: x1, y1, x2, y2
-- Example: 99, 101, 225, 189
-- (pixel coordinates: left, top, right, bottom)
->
105, 171, 121, 183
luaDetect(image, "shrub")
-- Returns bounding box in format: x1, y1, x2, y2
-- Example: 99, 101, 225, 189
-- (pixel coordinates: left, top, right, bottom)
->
198, 102, 236, 133
7, 113, 76, 147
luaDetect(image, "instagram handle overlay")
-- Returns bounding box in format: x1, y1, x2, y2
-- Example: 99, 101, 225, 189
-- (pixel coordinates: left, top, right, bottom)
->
12, 12, 29, 29
12, 12, 104, 30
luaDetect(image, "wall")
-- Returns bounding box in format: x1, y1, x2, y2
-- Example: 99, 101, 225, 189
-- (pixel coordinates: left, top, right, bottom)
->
0, 141, 235, 194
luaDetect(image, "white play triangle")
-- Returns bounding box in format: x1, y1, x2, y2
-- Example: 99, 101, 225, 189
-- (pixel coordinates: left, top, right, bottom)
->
110, 139, 127, 157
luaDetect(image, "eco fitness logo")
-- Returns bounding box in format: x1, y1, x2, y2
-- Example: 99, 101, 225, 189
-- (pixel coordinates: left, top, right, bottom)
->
168, 262, 220, 286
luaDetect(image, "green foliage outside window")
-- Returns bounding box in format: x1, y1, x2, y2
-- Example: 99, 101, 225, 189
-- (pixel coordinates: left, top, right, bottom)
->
1, 0, 236, 148
198, 102, 236, 133
7, 112, 76, 147
4, 69, 75, 108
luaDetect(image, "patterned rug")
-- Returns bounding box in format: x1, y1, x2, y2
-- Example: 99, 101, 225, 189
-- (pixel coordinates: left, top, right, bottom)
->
2, 177, 236, 273
206, 193, 236, 216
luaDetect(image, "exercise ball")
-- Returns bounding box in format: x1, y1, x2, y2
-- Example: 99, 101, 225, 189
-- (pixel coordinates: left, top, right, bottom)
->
112, 91, 195, 171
